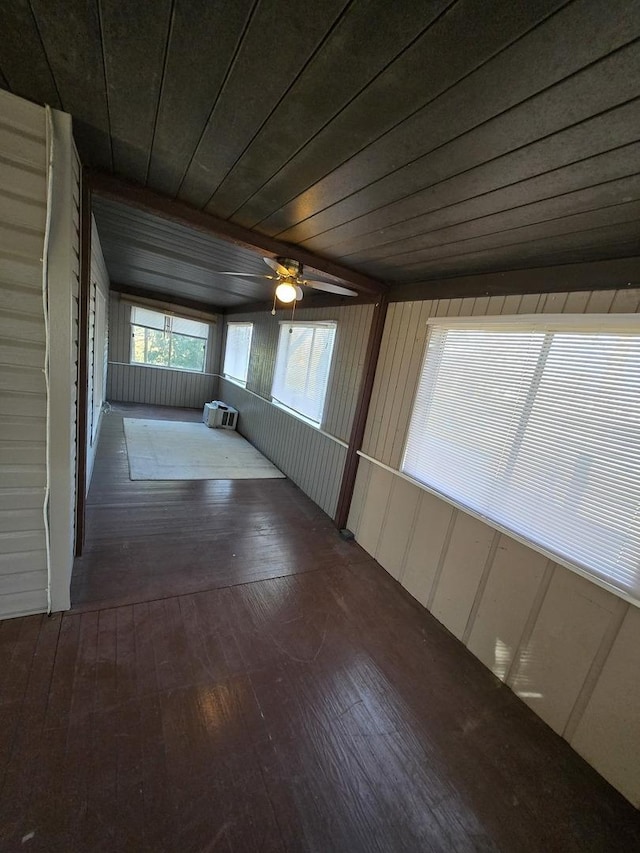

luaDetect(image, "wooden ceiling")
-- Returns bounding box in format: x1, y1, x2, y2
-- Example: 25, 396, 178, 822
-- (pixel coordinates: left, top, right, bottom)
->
92, 195, 373, 308
1, 0, 639, 301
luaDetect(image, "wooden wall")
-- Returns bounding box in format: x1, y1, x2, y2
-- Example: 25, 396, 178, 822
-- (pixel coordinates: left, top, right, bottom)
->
46, 110, 81, 614
86, 217, 109, 490
106, 292, 221, 408
0, 91, 79, 618
0, 91, 49, 618
348, 286, 640, 806
219, 378, 347, 518
220, 303, 373, 517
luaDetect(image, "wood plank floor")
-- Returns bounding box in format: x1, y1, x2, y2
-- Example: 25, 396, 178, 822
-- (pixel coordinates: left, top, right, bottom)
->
72, 404, 369, 612
1, 404, 639, 851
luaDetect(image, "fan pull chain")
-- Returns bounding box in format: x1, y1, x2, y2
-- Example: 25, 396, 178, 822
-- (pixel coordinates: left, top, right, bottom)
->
291, 299, 296, 322
271, 292, 277, 315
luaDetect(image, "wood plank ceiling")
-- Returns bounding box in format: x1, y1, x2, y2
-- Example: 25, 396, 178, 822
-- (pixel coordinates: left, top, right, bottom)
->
0, 0, 639, 305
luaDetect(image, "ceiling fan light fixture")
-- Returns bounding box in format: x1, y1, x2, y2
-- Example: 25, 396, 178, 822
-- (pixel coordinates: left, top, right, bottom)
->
275, 282, 297, 303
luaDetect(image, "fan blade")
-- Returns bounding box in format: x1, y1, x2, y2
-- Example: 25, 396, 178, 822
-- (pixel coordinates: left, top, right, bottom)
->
303, 279, 358, 297
263, 257, 291, 276
213, 272, 276, 279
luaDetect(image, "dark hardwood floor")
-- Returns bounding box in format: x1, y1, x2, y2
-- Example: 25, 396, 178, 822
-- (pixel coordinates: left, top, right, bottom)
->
1, 403, 639, 851
71, 404, 369, 612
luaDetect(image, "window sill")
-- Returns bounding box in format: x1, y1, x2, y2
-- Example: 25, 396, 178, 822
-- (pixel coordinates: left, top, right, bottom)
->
271, 399, 321, 429
129, 361, 207, 375
222, 375, 248, 388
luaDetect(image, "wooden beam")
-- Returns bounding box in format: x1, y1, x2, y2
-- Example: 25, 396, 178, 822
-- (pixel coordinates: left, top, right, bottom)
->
110, 281, 225, 318
389, 256, 640, 303
74, 168, 91, 557
334, 293, 389, 532
223, 292, 379, 315
87, 170, 388, 298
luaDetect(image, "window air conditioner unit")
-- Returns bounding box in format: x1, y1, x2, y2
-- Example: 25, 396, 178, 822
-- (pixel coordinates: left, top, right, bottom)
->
203, 401, 238, 430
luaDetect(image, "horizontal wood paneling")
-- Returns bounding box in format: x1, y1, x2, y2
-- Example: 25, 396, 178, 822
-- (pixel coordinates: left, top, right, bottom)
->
223, 303, 374, 442
0, 90, 48, 620
219, 379, 346, 519
106, 292, 221, 408
350, 285, 640, 806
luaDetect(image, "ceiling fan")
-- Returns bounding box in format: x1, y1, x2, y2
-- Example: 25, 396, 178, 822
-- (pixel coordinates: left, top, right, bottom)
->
214, 256, 358, 307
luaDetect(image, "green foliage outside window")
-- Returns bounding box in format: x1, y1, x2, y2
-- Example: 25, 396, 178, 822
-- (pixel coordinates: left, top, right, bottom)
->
131, 310, 208, 373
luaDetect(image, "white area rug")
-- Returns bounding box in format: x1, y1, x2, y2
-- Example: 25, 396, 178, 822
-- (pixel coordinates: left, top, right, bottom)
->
123, 418, 285, 480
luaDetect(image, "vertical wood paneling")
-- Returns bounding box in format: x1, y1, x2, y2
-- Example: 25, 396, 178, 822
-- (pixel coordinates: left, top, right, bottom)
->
218, 378, 346, 518
351, 285, 640, 805
401, 490, 455, 610
374, 477, 420, 580
0, 91, 48, 619
467, 538, 550, 680
47, 113, 81, 614
223, 303, 374, 442
571, 605, 640, 807
430, 514, 496, 641
355, 464, 394, 559
86, 217, 110, 491
346, 456, 372, 535
511, 569, 621, 735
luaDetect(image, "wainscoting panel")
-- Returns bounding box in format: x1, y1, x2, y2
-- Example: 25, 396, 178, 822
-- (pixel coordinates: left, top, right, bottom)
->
219, 378, 346, 519
350, 456, 639, 806
348, 285, 640, 806
107, 362, 217, 409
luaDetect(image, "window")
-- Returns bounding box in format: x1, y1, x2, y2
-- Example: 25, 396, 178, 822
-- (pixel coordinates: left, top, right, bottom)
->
272, 321, 337, 425
130, 306, 208, 372
402, 315, 640, 602
223, 322, 253, 384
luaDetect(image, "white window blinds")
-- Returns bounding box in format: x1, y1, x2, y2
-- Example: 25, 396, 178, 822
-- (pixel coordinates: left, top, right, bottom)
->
223, 322, 253, 384
272, 322, 337, 425
130, 306, 208, 339
402, 316, 640, 602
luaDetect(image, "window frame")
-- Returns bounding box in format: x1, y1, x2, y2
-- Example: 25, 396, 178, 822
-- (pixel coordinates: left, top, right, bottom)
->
271, 320, 337, 427
129, 306, 209, 374
400, 312, 640, 606
223, 321, 254, 386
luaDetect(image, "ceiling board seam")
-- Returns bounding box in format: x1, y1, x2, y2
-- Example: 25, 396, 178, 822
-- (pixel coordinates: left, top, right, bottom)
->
88, 171, 388, 293
173, 0, 262, 200
348, 173, 640, 266
396, 206, 640, 273
104, 260, 261, 299
144, 0, 176, 186
323, 140, 640, 259
270, 36, 640, 241
203, 0, 356, 212
221, 0, 460, 221
96, 0, 114, 172
294, 91, 640, 248
26, 0, 63, 110
248, 0, 577, 231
